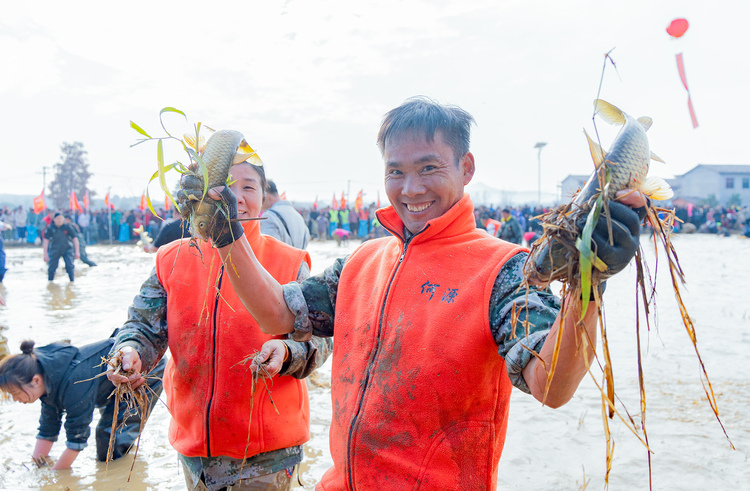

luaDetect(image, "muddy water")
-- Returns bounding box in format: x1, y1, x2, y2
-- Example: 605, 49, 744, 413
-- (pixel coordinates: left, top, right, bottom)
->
0, 235, 748, 489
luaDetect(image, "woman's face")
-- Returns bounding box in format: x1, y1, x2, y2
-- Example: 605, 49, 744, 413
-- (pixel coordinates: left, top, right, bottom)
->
6, 374, 45, 404
228, 163, 264, 219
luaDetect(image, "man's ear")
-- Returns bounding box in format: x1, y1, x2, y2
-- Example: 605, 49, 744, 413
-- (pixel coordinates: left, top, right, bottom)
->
461, 152, 475, 185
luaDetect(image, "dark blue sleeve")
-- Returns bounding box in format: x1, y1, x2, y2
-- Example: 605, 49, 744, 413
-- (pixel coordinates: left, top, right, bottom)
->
60, 381, 98, 451
37, 401, 63, 442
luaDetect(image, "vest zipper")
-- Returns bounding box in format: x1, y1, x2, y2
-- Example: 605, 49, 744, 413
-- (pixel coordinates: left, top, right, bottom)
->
205, 265, 224, 457
345, 223, 428, 491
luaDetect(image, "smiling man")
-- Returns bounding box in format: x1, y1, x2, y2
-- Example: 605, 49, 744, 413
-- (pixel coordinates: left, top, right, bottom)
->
207, 97, 646, 490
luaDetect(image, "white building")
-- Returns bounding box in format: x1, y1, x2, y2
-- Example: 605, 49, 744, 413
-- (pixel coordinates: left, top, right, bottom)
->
560, 164, 750, 206
675, 164, 750, 206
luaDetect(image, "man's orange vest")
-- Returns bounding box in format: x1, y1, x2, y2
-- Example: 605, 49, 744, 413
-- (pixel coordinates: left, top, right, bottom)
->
319, 195, 525, 491
156, 221, 312, 459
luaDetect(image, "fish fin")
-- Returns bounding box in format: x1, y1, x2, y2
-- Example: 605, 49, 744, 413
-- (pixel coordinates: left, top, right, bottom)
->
584, 129, 605, 167
641, 176, 674, 200
234, 140, 264, 166
594, 99, 625, 126
232, 140, 263, 166
650, 151, 665, 163
637, 116, 653, 131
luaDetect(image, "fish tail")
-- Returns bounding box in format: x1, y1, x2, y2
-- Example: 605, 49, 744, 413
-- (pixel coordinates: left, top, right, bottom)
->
641, 176, 674, 201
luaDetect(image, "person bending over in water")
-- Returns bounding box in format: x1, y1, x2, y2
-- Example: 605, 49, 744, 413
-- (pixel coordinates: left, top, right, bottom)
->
0, 337, 164, 470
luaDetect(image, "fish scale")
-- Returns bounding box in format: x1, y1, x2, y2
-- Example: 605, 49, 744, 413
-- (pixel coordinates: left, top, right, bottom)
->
201, 130, 246, 188
574, 103, 653, 206
526, 99, 671, 284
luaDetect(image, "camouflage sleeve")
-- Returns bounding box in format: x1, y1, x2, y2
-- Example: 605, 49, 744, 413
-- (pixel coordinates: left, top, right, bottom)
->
281, 256, 348, 342
110, 267, 169, 371
278, 261, 334, 378
490, 252, 561, 394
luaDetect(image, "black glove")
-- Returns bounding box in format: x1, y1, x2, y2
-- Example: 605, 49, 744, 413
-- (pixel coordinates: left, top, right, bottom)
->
211, 186, 244, 248
577, 201, 645, 277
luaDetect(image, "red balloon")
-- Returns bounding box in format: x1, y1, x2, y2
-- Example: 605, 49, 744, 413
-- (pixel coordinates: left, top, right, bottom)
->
667, 18, 689, 38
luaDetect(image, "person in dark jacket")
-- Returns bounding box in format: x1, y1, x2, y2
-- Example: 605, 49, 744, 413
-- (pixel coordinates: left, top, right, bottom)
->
64, 215, 97, 267
43, 212, 79, 281
0, 337, 164, 469
497, 208, 523, 245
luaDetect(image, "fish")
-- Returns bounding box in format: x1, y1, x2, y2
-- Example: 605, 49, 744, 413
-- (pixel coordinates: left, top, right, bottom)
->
177, 129, 262, 240
525, 99, 673, 285
577, 99, 672, 206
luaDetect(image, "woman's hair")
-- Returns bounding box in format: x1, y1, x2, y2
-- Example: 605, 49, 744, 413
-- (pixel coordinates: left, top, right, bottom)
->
0, 340, 41, 392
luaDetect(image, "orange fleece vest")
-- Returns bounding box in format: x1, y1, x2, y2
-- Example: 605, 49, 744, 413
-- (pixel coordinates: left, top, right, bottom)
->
319, 195, 525, 491
157, 221, 312, 459
485, 218, 503, 238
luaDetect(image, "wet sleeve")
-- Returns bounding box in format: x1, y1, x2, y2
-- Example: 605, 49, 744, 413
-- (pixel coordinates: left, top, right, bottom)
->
110, 268, 169, 371
280, 335, 333, 379
489, 252, 561, 394
274, 262, 331, 378
37, 401, 63, 442
282, 256, 348, 341
60, 382, 98, 451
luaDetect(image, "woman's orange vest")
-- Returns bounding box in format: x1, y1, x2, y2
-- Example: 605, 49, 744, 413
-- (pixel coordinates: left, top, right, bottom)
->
319, 195, 525, 491
156, 220, 312, 459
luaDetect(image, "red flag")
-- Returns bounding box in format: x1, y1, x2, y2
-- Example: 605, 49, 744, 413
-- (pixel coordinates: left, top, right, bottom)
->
354, 190, 363, 212
33, 190, 47, 214
70, 191, 82, 212
280, 191, 287, 201
165, 194, 171, 211
676, 53, 698, 128
139, 193, 146, 211
313, 195, 318, 211
83, 190, 90, 210
340, 191, 347, 210
377, 190, 381, 208
104, 192, 115, 210
332, 193, 339, 210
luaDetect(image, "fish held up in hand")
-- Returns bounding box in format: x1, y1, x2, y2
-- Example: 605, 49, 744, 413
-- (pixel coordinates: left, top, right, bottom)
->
524, 99, 673, 285
178, 129, 262, 241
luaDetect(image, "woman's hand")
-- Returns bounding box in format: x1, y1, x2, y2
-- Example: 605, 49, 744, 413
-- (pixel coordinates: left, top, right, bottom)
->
105, 347, 145, 389
251, 340, 289, 378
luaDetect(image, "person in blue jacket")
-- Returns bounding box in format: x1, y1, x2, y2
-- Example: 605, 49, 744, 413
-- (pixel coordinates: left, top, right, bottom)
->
0, 336, 164, 469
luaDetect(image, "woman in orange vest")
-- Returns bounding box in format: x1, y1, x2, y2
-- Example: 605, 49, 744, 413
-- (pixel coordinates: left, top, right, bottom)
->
480, 211, 504, 238
107, 160, 331, 491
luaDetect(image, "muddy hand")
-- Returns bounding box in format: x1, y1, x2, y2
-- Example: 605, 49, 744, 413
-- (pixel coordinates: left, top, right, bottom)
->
251, 340, 288, 378
106, 347, 145, 388
206, 185, 244, 248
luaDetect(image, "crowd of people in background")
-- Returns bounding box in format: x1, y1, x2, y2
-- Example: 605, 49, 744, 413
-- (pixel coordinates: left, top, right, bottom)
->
1, 200, 749, 253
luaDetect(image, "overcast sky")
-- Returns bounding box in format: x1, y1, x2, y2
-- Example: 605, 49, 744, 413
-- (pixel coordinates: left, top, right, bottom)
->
2, 0, 748, 206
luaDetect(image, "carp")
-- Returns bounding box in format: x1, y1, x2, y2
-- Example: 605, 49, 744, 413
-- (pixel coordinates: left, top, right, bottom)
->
177, 129, 262, 241
524, 99, 673, 285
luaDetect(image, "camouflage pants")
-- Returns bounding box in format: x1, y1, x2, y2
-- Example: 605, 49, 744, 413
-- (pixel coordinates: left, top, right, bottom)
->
181, 462, 293, 491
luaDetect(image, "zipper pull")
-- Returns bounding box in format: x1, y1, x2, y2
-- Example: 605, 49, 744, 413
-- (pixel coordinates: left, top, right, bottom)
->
399, 244, 407, 262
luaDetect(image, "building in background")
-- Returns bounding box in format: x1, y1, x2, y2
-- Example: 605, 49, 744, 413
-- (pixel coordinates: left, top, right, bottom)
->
560, 164, 750, 207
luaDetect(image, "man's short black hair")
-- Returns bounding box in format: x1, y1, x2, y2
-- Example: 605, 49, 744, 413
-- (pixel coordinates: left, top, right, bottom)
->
266, 179, 279, 196
53, 212, 63, 218
502, 208, 511, 214
377, 96, 475, 163
480, 211, 491, 220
